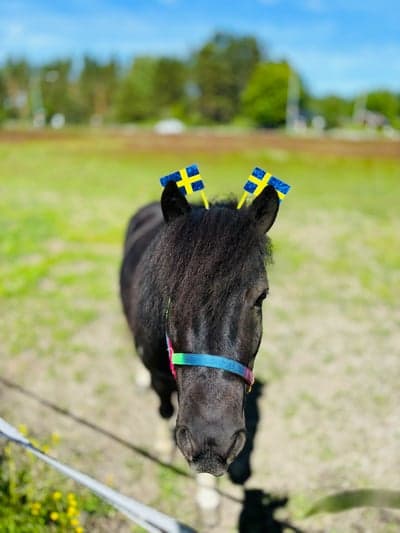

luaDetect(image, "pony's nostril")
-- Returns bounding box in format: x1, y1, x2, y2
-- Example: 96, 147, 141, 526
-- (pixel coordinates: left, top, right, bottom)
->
175, 426, 194, 461
227, 430, 247, 465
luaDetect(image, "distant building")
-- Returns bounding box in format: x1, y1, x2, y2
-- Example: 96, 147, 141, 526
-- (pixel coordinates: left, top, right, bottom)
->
354, 109, 388, 128
154, 119, 185, 135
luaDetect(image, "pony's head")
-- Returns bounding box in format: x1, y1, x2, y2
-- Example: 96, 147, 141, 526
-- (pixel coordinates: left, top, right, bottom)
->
158, 181, 279, 475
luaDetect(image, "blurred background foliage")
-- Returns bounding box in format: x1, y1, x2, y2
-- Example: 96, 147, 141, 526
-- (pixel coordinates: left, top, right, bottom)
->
1, 31, 399, 130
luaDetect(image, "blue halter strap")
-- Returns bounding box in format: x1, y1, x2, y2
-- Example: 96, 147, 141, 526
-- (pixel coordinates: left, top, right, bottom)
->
166, 335, 254, 389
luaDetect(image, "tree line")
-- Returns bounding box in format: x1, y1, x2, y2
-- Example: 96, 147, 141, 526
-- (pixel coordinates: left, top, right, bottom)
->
0, 32, 399, 129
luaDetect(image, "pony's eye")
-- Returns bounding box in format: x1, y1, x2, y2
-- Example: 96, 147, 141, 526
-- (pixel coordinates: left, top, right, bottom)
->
254, 289, 268, 308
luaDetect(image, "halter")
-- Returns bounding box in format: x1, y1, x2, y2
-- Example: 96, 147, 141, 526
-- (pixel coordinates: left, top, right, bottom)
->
166, 334, 254, 391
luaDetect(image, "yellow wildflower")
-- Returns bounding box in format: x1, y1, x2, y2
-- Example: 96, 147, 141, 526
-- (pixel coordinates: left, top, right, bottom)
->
51, 432, 61, 444
67, 506, 78, 517
50, 512, 59, 521
52, 491, 62, 501
17, 424, 28, 436
70, 518, 79, 527
30, 502, 41, 515
75, 527, 84, 533
67, 492, 77, 503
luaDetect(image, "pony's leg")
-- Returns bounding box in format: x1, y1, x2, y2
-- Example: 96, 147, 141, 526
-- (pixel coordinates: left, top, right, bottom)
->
196, 473, 220, 527
149, 370, 175, 420
151, 375, 176, 462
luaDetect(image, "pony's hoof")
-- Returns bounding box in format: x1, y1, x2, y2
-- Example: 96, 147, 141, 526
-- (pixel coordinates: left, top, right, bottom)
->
159, 402, 174, 419
228, 459, 251, 485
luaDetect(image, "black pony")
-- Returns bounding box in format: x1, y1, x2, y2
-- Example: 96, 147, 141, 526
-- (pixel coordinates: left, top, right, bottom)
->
120, 181, 279, 476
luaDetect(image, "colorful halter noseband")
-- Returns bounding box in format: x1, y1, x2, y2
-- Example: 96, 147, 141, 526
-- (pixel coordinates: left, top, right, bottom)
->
166, 334, 254, 390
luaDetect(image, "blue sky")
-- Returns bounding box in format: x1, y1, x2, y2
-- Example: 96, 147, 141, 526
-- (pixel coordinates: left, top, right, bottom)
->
1, 0, 399, 96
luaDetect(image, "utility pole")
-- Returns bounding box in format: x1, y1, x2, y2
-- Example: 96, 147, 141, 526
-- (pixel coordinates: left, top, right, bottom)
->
352, 92, 368, 123
29, 71, 45, 127
286, 68, 300, 132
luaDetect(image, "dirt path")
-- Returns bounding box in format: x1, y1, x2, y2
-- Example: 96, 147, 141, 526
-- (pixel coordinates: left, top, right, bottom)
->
1, 128, 399, 159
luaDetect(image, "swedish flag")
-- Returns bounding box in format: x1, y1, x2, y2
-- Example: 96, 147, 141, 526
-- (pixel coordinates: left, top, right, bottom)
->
160, 164, 209, 209
160, 164, 205, 195
267, 175, 291, 200
237, 167, 291, 208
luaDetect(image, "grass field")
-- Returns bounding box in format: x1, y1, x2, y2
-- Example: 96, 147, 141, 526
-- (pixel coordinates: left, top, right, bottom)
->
0, 129, 399, 532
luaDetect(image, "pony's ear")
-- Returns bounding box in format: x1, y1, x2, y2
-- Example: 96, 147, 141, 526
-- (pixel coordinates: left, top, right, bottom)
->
161, 181, 191, 223
249, 184, 280, 233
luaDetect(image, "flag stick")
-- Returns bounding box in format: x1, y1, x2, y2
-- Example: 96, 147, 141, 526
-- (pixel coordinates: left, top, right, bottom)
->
237, 191, 248, 209
200, 190, 209, 210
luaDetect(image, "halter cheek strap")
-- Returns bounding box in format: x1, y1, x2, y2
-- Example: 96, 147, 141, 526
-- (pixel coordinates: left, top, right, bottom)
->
166, 334, 254, 390
166, 334, 177, 379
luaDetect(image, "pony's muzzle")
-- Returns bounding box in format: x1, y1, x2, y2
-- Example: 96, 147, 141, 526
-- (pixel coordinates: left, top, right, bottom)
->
175, 426, 246, 476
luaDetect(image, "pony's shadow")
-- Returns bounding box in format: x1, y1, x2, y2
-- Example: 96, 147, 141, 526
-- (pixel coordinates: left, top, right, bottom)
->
228, 380, 302, 533
238, 490, 304, 533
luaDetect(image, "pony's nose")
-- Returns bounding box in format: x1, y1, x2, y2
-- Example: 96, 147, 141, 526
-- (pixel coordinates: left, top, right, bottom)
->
175, 426, 247, 475
175, 426, 194, 461
226, 430, 247, 465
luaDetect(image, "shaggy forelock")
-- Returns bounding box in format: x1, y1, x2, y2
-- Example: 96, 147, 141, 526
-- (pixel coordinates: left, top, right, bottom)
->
153, 202, 272, 302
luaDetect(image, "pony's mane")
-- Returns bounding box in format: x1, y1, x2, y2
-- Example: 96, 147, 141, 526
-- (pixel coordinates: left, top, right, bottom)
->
151, 199, 273, 310
182, 199, 273, 263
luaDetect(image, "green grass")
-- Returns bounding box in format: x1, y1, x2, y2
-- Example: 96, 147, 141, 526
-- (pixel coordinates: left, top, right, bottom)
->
1, 134, 398, 304
1, 130, 399, 532
0, 428, 112, 533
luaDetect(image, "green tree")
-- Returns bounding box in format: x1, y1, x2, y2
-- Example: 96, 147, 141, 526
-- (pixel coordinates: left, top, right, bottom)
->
366, 90, 399, 125
242, 61, 305, 128
308, 95, 353, 128
40, 59, 73, 119
115, 57, 158, 122
79, 56, 119, 121
192, 32, 262, 122
0, 70, 6, 123
153, 57, 186, 115
3, 59, 31, 119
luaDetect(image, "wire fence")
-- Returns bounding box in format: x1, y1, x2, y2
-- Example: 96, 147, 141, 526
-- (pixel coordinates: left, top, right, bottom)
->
0, 376, 242, 505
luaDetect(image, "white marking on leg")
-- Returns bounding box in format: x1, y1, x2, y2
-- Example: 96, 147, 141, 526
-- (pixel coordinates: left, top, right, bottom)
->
135, 349, 151, 389
196, 473, 220, 527
155, 417, 175, 463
